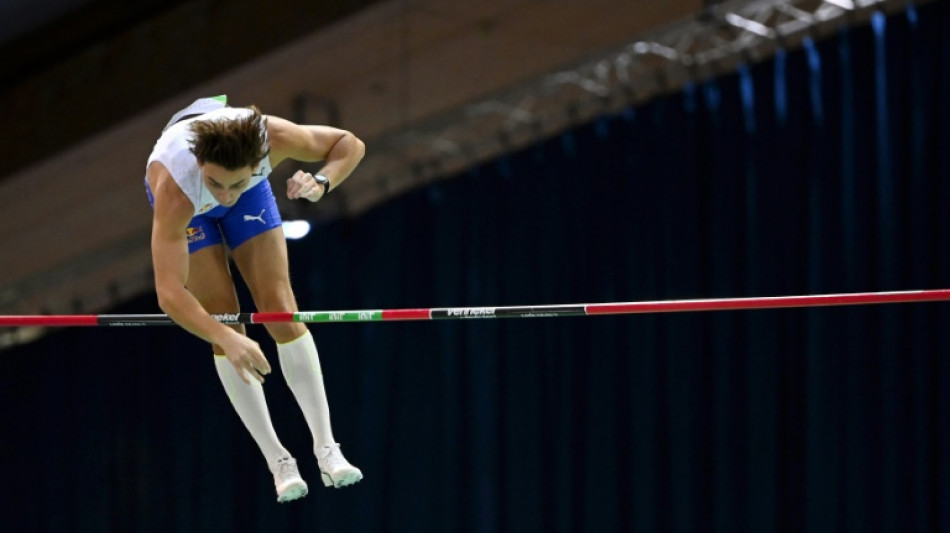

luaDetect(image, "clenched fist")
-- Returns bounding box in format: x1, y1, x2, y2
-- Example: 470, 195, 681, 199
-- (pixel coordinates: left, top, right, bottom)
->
287, 170, 329, 202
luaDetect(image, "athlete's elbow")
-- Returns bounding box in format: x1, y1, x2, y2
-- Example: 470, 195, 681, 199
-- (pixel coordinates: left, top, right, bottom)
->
344, 131, 366, 161
154, 283, 182, 316
155, 292, 174, 316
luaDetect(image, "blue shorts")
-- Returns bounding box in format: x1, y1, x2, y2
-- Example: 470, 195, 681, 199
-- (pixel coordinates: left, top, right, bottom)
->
146, 179, 283, 254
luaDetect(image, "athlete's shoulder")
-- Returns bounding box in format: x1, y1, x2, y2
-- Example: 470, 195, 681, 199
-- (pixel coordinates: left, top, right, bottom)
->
262, 115, 307, 162
150, 120, 192, 162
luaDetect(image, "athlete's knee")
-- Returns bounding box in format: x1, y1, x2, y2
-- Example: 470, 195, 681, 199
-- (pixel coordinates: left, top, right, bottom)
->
252, 283, 298, 313
266, 322, 307, 344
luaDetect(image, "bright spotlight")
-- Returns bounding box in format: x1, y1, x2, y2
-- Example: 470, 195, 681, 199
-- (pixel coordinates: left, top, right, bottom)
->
282, 220, 311, 240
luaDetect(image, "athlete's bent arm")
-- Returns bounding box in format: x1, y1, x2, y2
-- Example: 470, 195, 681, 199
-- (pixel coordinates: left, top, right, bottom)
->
147, 161, 271, 384
266, 116, 366, 201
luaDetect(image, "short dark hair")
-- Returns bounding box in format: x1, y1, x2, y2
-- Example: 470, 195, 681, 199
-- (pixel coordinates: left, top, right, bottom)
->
189, 105, 270, 170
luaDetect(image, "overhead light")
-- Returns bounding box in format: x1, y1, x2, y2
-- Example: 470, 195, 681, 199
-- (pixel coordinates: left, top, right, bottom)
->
282, 220, 311, 240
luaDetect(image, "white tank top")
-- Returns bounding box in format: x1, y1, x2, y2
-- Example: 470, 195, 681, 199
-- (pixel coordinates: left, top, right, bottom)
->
147, 107, 272, 216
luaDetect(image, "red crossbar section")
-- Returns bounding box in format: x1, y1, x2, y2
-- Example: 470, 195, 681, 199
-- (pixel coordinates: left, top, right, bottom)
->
382, 309, 432, 320
585, 289, 950, 315
250, 312, 296, 324
0, 315, 99, 327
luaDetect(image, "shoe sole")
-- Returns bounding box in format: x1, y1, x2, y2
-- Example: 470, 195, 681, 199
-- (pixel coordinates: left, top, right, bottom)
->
277, 481, 309, 503
321, 469, 363, 488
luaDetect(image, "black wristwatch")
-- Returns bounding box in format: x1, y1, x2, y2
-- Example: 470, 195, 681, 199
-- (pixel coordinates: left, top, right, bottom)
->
313, 174, 331, 195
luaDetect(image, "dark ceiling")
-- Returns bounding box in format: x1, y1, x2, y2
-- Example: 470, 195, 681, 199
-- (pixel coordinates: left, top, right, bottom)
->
0, 0, 381, 180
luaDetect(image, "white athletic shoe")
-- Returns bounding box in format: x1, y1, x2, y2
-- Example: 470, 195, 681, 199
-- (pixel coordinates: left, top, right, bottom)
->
316, 443, 363, 488
274, 457, 309, 503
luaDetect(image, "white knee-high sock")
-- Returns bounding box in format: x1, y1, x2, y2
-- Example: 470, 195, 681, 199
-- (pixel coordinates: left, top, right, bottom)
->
277, 330, 336, 451
214, 355, 290, 471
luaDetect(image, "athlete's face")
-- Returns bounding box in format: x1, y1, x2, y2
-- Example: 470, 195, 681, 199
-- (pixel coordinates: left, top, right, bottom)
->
199, 161, 254, 207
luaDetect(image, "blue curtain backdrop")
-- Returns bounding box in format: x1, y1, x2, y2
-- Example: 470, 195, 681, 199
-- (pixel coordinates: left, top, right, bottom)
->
2, 3, 949, 532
